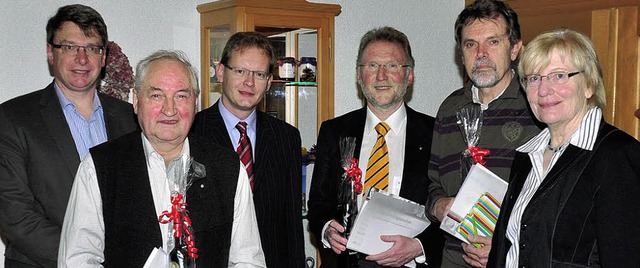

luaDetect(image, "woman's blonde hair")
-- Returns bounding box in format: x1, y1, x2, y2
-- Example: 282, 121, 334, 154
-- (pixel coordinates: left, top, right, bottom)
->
518, 28, 606, 109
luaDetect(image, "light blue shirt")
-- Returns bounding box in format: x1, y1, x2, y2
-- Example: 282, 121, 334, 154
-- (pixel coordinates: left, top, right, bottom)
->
218, 101, 257, 158
54, 84, 107, 160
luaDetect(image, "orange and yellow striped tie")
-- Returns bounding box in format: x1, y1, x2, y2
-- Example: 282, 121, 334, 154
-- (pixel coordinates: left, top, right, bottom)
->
365, 122, 390, 192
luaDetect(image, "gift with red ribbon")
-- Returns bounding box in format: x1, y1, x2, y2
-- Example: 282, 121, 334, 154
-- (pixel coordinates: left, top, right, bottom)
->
457, 105, 490, 178
158, 156, 205, 268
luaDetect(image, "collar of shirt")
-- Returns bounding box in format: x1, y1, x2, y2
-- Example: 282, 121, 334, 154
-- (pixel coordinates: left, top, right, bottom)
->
471, 69, 515, 110
359, 104, 407, 198
218, 100, 257, 150
517, 107, 602, 154
364, 104, 407, 137
54, 82, 103, 114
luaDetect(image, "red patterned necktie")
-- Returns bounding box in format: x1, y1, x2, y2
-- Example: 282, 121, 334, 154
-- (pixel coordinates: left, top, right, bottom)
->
236, 122, 254, 190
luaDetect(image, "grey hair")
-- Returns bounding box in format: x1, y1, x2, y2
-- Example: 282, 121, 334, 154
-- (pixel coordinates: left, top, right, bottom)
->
134, 50, 200, 96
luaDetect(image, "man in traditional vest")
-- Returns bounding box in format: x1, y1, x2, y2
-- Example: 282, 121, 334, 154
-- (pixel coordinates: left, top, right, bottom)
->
58, 50, 266, 267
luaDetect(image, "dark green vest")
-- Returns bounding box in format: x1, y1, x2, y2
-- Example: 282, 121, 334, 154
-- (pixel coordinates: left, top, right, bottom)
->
92, 131, 239, 267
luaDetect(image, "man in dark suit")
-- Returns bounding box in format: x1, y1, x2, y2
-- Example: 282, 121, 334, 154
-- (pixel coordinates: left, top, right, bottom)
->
191, 32, 305, 268
0, 4, 137, 268
307, 26, 443, 267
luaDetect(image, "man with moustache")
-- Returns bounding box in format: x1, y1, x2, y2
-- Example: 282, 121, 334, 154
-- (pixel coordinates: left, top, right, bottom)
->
425, 0, 542, 267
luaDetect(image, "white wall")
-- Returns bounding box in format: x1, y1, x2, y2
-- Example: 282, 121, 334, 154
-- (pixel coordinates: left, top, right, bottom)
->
0, 1, 464, 267
314, 0, 464, 117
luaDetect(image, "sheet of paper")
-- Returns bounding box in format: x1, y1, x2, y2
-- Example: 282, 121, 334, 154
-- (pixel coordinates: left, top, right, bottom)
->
143, 247, 167, 268
346, 189, 431, 255
440, 164, 508, 244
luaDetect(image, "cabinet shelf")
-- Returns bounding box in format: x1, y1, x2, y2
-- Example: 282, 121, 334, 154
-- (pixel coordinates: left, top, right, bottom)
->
272, 81, 317, 87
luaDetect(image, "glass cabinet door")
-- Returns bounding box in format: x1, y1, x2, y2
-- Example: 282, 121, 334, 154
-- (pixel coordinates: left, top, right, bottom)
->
207, 25, 231, 107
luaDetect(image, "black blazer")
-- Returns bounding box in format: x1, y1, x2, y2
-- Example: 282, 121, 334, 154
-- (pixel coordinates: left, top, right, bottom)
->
307, 105, 444, 267
0, 82, 137, 267
191, 100, 305, 268
488, 122, 640, 267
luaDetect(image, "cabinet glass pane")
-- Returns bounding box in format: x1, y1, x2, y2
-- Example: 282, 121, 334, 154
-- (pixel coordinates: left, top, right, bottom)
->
208, 25, 230, 106
297, 31, 317, 150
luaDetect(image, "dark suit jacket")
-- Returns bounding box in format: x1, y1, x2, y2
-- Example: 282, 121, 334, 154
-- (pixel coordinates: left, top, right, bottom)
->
488, 122, 640, 267
307, 105, 444, 267
0, 82, 137, 267
191, 100, 305, 268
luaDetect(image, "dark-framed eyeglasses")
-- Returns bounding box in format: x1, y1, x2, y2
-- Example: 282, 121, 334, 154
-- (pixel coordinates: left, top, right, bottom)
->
50, 43, 105, 56
224, 64, 271, 81
521, 71, 582, 88
357, 62, 411, 74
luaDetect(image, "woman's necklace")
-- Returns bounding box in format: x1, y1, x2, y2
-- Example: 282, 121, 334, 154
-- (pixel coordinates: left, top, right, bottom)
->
546, 140, 561, 153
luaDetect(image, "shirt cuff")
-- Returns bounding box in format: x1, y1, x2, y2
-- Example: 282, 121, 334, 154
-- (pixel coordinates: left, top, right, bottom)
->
413, 238, 427, 264
320, 220, 332, 248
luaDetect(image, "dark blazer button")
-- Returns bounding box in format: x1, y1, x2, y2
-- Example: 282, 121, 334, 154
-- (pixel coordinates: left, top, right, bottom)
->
520, 243, 526, 250
521, 223, 527, 230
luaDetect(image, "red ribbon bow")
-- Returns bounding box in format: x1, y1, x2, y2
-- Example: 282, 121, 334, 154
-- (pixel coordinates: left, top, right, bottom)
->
159, 193, 199, 259
467, 146, 490, 166
344, 158, 363, 194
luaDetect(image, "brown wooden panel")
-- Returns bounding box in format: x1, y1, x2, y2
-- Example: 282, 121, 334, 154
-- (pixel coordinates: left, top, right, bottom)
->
518, 12, 592, 43
613, 6, 640, 137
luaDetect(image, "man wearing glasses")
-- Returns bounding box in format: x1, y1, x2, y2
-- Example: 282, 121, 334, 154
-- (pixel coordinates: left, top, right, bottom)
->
307, 26, 443, 267
0, 4, 137, 267
191, 31, 305, 268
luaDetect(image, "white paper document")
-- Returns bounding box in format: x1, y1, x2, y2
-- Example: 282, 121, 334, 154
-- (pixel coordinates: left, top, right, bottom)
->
346, 189, 431, 255
440, 164, 508, 244
143, 247, 168, 268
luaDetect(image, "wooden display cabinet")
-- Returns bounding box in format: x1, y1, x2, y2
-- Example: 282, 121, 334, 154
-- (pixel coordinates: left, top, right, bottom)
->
197, 0, 341, 132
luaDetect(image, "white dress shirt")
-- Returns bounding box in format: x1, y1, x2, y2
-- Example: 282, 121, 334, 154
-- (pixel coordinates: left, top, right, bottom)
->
58, 134, 266, 267
321, 105, 426, 266
504, 107, 601, 267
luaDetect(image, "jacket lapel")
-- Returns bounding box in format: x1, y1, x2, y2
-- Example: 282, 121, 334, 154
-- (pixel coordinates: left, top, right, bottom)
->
254, 112, 274, 183
99, 93, 133, 140
345, 107, 367, 161
39, 84, 80, 177
399, 106, 423, 198
207, 101, 235, 151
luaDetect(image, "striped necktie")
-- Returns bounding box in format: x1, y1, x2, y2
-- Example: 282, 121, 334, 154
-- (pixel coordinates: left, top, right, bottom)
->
365, 122, 390, 192
235, 122, 254, 190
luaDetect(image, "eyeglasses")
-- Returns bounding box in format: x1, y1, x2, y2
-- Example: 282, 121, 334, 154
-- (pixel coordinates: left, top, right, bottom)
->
224, 65, 271, 81
358, 62, 411, 74
50, 43, 105, 56
521, 71, 582, 88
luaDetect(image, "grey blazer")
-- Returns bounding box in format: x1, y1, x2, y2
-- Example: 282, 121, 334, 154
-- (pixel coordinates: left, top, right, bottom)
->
0, 82, 137, 267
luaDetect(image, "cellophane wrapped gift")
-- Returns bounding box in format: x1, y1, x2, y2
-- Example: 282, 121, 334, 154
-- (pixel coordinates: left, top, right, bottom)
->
159, 155, 206, 268
337, 137, 361, 238
336, 137, 361, 266
456, 104, 489, 179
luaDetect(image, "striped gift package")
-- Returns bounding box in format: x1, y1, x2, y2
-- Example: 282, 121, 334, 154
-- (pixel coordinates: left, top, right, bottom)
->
457, 192, 501, 248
